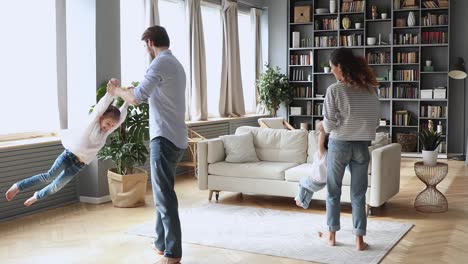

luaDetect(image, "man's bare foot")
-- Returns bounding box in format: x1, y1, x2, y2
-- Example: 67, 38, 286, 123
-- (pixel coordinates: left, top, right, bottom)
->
318, 231, 336, 246
5, 184, 19, 201
24, 196, 37, 206
355, 236, 369, 251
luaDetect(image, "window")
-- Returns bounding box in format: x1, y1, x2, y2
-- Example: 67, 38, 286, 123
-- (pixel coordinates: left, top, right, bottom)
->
0, 0, 58, 136
120, 0, 147, 87
238, 11, 256, 114
201, 3, 222, 117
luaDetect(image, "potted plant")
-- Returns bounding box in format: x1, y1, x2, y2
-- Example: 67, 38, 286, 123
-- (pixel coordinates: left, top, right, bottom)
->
419, 128, 443, 166
256, 64, 292, 117
93, 82, 150, 207
321, 62, 331, 73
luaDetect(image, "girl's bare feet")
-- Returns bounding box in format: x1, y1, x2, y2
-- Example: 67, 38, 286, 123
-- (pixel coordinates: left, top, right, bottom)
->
318, 231, 336, 246
355, 235, 369, 251
5, 184, 19, 201
24, 195, 38, 206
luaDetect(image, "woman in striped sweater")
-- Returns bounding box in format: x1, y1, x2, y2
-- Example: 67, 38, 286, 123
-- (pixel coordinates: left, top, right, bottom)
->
317, 48, 380, 251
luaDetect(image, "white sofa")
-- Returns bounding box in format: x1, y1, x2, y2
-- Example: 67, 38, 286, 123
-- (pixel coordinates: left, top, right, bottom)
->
197, 126, 401, 215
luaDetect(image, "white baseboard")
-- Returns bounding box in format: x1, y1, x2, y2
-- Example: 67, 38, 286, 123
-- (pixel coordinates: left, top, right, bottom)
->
79, 195, 111, 204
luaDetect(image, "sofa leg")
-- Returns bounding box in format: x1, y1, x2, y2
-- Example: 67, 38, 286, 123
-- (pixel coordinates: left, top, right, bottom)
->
239, 192, 243, 200
208, 190, 214, 201
215, 191, 220, 203
366, 204, 373, 216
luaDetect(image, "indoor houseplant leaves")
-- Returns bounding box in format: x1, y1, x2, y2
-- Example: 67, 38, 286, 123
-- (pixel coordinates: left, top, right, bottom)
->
419, 128, 443, 166
256, 64, 292, 117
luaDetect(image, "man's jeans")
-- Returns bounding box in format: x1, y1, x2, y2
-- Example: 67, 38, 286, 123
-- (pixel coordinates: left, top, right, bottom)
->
16, 149, 85, 199
326, 139, 370, 236
150, 137, 185, 258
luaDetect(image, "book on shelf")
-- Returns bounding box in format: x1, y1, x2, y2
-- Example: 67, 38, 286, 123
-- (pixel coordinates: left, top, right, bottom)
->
341, 0, 365, 13
340, 34, 362, 47
306, 101, 312, 115
393, 33, 419, 45
314, 36, 338, 47
291, 69, 306, 81
318, 18, 338, 30
422, 13, 448, 26
378, 86, 391, 98
314, 103, 324, 116
394, 84, 418, 98
290, 52, 313, 65
422, 1, 439, 8
421, 105, 447, 118
293, 86, 313, 98
422, 31, 448, 44
394, 70, 419, 81
395, 52, 418, 64
367, 52, 391, 64
394, 110, 412, 126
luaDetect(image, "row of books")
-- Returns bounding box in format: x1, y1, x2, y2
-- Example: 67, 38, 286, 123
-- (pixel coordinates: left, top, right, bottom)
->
394, 85, 418, 98
393, 33, 419, 45
290, 69, 307, 81
292, 86, 313, 98
341, 0, 365, 12
290, 53, 313, 65
421, 13, 448, 26
314, 103, 324, 116
394, 110, 413, 126
394, 70, 420, 81
314, 36, 338, 47
422, 1, 446, 8
367, 52, 391, 64
340, 34, 363, 47
395, 52, 418, 64
317, 18, 338, 30
422, 31, 448, 44
378, 86, 391, 98
420, 105, 448, 118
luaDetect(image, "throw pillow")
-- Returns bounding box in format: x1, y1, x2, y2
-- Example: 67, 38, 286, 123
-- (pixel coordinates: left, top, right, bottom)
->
220, 133, 259, 163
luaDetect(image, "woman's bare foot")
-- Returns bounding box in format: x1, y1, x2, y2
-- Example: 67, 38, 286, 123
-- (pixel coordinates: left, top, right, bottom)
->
5, 184, 19, 201
24, 196, 38, 206
318, 231, 336, 246
355, 235, 368, 251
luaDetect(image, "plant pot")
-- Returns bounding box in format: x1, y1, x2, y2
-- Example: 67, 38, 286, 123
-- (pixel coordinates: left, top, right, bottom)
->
324, 67, 331, 73
107, 167, 148, 207
422, 150, 438, 166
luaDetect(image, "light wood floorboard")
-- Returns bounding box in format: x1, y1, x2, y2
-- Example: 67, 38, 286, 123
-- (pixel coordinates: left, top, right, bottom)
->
0, 158, 467, 264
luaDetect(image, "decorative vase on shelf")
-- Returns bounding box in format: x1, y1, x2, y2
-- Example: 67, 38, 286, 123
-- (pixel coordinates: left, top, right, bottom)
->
342, 16, 351, 30
394, 0, 401, 10
408, 11, 416, 27
330, 0, 336, 14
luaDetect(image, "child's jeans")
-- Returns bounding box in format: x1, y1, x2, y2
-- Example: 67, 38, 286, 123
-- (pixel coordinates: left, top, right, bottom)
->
16, 149, 86, 200
295, 178, 326, 209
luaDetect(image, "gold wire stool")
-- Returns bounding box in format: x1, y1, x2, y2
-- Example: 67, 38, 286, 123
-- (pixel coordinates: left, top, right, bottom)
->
414, 162, 448, 213
178, 128, 206, 177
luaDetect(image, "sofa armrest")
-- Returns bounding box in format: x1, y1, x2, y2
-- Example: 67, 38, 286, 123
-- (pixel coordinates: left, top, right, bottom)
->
369, 143, 402, 207
197, 138, 225, 190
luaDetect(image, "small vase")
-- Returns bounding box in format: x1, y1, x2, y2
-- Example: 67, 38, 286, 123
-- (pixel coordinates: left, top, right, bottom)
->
330, 0, 336, 14
394, 0, 400, 10
408, 11, 416, 27
342, 16, 351, 29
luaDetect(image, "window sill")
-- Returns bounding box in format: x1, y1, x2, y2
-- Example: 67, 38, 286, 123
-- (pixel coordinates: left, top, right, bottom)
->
0, 132, 60, 151
186, 114, 270, 126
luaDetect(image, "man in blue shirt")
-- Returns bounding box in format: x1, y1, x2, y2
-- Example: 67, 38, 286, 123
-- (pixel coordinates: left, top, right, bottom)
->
108, 25, 187, 264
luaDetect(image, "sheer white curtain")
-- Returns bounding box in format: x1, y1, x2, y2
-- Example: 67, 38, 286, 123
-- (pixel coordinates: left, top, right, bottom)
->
0, 0, 58, 135
201, 3, 223, 117
238, 11, 255, 114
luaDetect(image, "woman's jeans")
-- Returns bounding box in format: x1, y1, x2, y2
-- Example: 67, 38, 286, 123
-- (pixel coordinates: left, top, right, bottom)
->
150, 137, 185, 259
326, 139, 370, 236
16, 149, 85, 199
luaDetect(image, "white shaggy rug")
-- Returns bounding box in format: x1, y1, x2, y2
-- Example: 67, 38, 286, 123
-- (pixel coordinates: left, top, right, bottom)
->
127, 204, 413, 264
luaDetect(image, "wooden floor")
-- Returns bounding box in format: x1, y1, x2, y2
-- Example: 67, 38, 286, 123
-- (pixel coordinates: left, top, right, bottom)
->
1, 158, 467, 264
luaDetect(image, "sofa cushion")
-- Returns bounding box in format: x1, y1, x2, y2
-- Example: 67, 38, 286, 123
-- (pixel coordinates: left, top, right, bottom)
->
220, 133, 259, 163
207, 139, 225, 164
285, 164, 370, 187
208, 161, 298, 180
235, 126, 308, 163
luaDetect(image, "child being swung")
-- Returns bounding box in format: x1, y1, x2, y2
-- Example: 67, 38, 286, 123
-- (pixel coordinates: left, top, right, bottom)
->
5, 88, 128, 206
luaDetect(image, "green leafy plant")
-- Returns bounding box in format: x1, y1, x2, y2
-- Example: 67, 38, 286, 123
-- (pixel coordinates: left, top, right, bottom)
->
256, 64, 292, 117
321, 62, 329, 68
419, 128, 443, 151
92, 82, 149, 175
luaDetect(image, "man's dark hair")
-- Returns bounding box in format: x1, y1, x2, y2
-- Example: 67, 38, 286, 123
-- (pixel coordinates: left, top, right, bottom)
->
141, 25, 170, 47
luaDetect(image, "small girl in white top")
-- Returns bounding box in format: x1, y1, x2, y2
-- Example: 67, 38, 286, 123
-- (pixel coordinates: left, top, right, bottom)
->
295, 125, 329, 209
5, 89, 128, 206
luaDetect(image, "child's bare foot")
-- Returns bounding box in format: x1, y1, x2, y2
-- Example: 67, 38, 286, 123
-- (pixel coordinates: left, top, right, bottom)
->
24, 195, 38, 206
5, 184, 19, 201
295, 200, 303, 207
355, 236, 368, 251
318, 231, 336, 246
